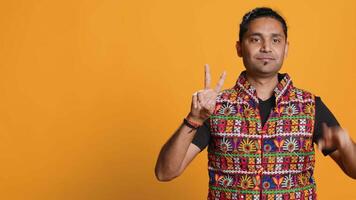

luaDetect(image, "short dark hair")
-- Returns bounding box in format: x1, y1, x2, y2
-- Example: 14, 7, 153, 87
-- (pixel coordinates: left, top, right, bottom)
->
239, 7, 287, 41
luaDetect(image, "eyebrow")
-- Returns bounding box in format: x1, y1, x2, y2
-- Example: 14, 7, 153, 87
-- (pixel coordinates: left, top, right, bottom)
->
248, 32, 284, 38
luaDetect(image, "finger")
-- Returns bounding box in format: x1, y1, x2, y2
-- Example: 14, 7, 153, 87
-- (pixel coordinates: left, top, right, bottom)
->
317, 140, 324, 152
197, 99, 202, 110
207, 99, 213, 106
215, 70, 227, 92
318, 123, 328, 151
321, 123, 332, 148
208, 99, 216, 107
205, 64, 211, 89
321, 123, 328, 148
197, 91, 205, 105
192, 92, 198, 109
197, 91, 201, 104
207, 99, 215, 114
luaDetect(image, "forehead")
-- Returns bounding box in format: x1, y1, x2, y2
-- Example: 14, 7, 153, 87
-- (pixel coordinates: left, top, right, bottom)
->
246, 17, 285, 37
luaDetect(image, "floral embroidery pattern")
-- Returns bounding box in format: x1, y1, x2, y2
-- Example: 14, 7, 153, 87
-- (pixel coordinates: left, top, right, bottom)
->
218, 175, 234, 187
239, 175, 254, 189
281, 174, 294, 189
243, 105, 255, 117
219, 103, 236, 116
285, 104, 298, 115
282, 137, 299, 152
208, 71, 316, 200
220, 138, 233, 153
304, 103, 315, 115
238, 138, 256, 153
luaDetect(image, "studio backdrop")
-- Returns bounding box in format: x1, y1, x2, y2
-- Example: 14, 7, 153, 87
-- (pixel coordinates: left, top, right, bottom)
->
0, 0, 355, 199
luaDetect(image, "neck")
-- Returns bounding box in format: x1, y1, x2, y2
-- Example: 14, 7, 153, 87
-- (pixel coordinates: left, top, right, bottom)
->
245, 71, 279, 101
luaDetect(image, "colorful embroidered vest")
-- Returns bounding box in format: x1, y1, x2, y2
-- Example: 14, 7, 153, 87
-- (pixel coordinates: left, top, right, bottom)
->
208, 71, 316, 200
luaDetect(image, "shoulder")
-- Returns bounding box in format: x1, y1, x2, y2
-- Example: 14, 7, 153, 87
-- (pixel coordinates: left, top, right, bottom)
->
313, 96, 329, 110
291, 86, 315, 96
216, 88, 238, 101
290, 86, 316, 100
218, 88, 237, 95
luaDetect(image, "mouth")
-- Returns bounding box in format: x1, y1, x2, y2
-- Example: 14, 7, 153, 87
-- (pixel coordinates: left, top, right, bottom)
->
256, 57, 275, 61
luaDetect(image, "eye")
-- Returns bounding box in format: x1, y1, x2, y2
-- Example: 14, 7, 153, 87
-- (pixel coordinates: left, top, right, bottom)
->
250, 37, 260, 43
273, 38, 281, 43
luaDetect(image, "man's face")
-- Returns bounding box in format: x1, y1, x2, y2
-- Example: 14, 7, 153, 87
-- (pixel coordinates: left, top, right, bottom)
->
236, 17, 289, 77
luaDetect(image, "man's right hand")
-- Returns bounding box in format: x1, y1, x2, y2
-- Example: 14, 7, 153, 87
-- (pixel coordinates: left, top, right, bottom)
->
187, 64, 227, 124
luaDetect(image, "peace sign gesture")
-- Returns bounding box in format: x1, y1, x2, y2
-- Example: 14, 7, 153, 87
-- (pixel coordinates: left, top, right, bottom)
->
187, 64, 227, 124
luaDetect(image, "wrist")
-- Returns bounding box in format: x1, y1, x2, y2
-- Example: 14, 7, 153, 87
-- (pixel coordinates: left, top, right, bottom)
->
186, 113, 204, 125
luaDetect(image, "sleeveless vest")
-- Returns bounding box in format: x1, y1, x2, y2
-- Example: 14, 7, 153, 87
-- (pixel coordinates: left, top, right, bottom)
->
208, 71, 316, 200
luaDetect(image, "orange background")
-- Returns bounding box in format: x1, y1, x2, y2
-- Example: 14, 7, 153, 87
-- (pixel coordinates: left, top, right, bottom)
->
0, 0, 355, 199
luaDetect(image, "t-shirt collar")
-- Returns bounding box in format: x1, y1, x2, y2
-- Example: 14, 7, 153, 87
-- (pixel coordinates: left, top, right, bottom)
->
233, 70, 293, 104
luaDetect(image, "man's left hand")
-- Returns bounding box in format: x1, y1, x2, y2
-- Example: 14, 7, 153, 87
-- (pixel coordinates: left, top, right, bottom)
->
318, 123, 351, 153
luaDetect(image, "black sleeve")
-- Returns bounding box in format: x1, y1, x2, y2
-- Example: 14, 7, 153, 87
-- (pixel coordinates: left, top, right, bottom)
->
313, 96, 340, 156
191, 118, 211, 151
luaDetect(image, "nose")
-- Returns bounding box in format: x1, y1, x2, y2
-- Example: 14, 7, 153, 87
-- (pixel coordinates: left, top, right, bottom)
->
260, 40, 271, 53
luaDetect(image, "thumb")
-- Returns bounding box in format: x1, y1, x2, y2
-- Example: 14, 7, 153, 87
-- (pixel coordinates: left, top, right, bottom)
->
192, 92, 198, 109
317, 139, 324, 152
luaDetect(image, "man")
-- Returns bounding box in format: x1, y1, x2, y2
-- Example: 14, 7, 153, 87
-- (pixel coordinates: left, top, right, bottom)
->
155, 7, 356, 199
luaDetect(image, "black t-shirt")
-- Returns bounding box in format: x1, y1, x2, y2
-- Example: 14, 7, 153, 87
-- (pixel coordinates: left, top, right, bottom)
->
192, 82, 340, 156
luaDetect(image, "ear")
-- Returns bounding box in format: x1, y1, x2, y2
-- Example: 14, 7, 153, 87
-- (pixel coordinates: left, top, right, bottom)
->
284, 41, 289, 58
236, 41, 242, 57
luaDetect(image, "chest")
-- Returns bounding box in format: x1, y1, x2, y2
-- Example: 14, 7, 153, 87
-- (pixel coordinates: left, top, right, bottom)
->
208, 89, 315, 156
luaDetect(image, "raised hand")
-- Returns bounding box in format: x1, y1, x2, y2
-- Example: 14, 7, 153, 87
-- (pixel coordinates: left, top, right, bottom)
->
317, 123, 350, 152
187, 64, 226, 124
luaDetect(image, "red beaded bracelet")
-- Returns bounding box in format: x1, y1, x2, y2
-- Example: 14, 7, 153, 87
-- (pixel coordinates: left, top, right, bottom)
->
183, 118, 202, 129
